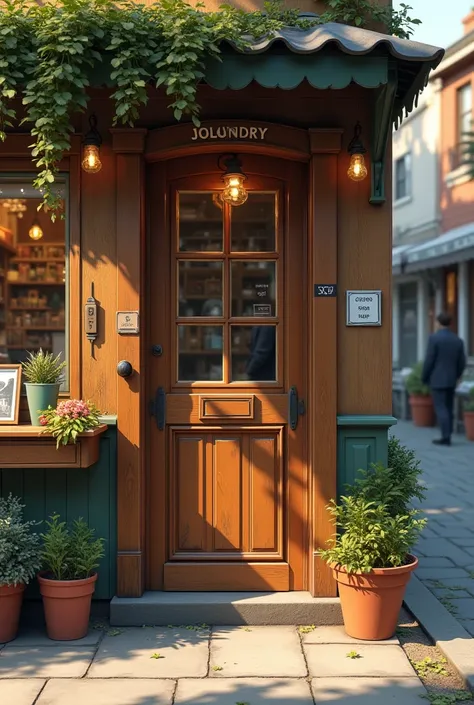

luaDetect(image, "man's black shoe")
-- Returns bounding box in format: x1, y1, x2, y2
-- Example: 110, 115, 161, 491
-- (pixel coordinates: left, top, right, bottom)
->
432, 438, 451, 446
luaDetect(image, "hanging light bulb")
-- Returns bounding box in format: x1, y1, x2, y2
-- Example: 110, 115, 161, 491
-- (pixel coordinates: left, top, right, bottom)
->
219, 155, 248, 206
81, 114, 102, 174
28, 217, 43, 241
347, 122, 368, 182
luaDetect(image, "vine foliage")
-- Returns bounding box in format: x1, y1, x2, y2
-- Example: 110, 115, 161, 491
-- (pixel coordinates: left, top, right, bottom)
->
0, 0, 420, 214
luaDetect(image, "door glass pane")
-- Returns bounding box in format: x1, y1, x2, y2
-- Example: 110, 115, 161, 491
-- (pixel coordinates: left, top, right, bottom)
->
178, 325, 223, 381
231, 261, 276, 317
231, 325, 277, 381
178, 261, 223, 317
178, 193, 223, 252
231, 193, 276, 252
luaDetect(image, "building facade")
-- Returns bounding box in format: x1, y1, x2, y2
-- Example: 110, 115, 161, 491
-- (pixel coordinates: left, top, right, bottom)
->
393, 11, 474, 370
0, 1, 441, 613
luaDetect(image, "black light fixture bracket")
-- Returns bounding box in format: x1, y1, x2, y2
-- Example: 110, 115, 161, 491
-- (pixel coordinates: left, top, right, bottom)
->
83, 114, 102, 147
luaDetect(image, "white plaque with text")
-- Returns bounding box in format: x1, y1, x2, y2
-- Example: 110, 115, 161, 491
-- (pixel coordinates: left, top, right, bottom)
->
346, 290, 382, 326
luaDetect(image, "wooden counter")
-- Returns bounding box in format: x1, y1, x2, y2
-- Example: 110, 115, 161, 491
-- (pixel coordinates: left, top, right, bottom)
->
0, 424, 107, 468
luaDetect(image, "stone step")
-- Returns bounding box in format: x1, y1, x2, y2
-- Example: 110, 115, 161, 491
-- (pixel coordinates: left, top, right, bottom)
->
110, 591, 342, 626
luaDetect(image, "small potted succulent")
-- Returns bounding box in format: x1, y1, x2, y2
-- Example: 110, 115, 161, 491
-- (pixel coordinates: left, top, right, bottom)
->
0, 495, 41, 642
405, 362, 434, 427
22, 349, 67, 425
463, 388, 474, 441
319, 437, 426, 641
38, 514, 105, 640
39, 399, 101, 447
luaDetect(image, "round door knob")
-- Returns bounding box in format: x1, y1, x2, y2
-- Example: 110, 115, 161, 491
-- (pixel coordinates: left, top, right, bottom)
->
117, 360, 133, 378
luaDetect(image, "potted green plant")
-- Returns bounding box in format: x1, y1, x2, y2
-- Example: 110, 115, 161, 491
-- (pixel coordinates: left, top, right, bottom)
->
0, 495, 41, 643
39, 399, 101, 447
38, 515, 105, 640
319, 437, 426, 640
22, 349, 67, 426
463, 388, 474, 441
405, 362, 434, 427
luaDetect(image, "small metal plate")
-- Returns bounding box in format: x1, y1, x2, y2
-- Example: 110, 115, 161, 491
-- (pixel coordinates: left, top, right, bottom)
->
117, 311, 139, 335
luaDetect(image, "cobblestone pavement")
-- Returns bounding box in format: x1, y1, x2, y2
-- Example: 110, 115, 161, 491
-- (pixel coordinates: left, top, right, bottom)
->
393, 421, 474, 636
0, 624, 426, 704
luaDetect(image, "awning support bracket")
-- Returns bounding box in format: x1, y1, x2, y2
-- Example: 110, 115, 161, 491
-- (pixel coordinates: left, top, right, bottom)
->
370, 65, 398, 206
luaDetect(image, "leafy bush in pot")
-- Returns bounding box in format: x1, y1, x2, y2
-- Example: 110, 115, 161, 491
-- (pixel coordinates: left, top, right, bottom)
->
41, 514, 105, 581
319, 495, 426, 573
349, 436, 426, 517
405, 362, 431, 397
0, 495, 41, 586
22, 349, 67, 384
319, 439, 426, 573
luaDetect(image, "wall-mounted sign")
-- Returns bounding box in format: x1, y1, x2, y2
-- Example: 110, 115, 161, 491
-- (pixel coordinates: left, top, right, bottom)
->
192, 126, 268, 141
117, 311, 139, 335
346, 291, 382, 326
314, 284, 337, 297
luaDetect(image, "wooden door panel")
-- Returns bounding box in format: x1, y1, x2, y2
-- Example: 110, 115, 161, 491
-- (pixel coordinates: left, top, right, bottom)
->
174, 435, 206, 551
167, 393, 287, 424
169, 428, 284, 562
249, 435, 281, 553
213, 436, 243, 551
163, 562, 290, 591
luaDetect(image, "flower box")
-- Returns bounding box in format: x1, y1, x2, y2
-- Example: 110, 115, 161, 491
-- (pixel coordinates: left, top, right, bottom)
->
0, 424, 107, 468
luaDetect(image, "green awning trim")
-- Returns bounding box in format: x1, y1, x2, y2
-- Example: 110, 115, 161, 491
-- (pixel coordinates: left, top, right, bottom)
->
204, 54, 388, 91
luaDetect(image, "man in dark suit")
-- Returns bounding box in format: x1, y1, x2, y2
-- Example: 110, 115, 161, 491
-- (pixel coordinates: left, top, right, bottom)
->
422, 312, 466, 446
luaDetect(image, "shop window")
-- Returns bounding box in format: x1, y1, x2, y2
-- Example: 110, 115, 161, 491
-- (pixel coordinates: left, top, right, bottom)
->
0, 177, 68, 390
456, 82, 472, 168
395, 153, 411, 201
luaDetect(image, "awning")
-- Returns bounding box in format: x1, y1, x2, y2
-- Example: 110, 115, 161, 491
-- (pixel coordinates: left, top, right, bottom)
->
393, 222, 474, 273
207, 20, 444, 125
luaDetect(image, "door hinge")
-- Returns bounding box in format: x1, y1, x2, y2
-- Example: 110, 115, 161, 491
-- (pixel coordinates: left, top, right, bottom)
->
150, 387, 166, 430
289, 386, 305, 431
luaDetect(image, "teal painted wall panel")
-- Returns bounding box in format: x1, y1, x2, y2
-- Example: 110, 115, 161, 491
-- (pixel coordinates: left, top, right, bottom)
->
337, 416, 396, 498
0, 428, 117, 600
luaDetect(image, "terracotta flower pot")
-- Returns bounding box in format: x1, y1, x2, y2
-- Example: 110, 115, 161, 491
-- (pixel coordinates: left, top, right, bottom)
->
409, 395, 435, 427
37, 571, 97, 641
0, 583, 25, 643
464, 411, 474, 442
332, 555, 418, 641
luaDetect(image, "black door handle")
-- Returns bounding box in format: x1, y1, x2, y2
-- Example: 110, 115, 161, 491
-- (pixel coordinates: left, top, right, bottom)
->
289, 386, 305, 430
150, 387, 166, 430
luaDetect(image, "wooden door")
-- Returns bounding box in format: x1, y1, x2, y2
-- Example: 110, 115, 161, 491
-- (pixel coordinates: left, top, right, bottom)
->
147, 154, 308, 591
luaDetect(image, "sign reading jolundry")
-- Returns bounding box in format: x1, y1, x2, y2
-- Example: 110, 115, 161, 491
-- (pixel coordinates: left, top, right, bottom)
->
192, 125, 268, 141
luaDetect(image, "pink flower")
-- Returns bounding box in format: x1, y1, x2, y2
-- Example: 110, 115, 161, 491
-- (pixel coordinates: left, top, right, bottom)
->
38, 415, 48, 426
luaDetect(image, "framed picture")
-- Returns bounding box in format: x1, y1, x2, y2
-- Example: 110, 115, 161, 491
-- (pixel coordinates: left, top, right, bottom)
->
0, 364, 22, 425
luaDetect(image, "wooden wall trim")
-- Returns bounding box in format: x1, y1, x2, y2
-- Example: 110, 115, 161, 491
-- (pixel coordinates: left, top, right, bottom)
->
115, 133, 146, 597
111, 129, 148, 154
309, 152, 338, 597
309, 129, 343, 154
69, 154, 81, 400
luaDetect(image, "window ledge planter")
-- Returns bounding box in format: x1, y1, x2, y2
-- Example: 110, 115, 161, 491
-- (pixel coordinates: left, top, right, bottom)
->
0, 424, 107, 468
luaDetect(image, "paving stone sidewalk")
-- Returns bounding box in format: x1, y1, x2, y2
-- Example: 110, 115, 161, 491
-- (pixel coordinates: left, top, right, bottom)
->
393, 421, 474, 636
0, 625, 426, 704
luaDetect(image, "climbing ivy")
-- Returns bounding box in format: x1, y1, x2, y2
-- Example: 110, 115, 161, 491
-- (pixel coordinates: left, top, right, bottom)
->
0, 0, 421, 214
